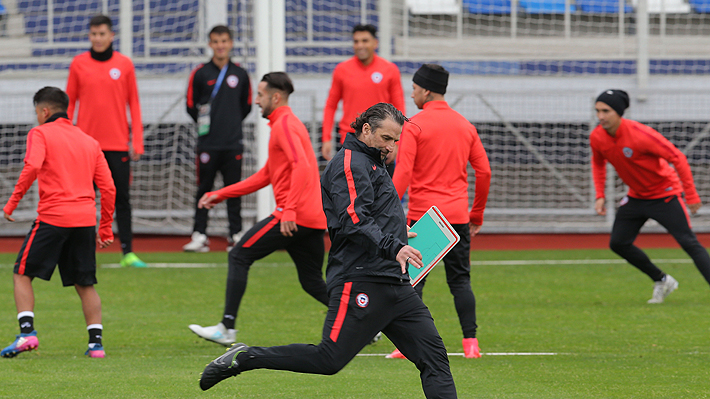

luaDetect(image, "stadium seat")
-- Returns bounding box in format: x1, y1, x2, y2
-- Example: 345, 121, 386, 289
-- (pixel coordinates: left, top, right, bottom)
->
519, 0, 577, 14
463, 0, 512, 14
689, 0, 710, 12
576, 0, 634, 13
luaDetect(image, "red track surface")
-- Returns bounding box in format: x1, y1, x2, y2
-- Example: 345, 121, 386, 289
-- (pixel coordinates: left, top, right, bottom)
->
1, 233, 709, 253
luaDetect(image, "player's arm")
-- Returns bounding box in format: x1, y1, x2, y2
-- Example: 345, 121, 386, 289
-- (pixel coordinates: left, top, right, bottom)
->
274, 121, 311, 237
391, 124, 417, 199
241, 72, 252, 118
647, 130, 702, 212
590, 143, 608, 216
199, 163, 271, 209
126, 65, 144, 160
3, 129, 45, 221
94, 149, 116, 247
468, 127, 491, 237
186, 67, 201, 122
321, 68, 344, 160
65, 60, 79, 122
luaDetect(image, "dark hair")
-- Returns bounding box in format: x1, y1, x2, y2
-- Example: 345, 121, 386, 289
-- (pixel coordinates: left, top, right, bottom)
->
352, 24, 377, 39
33, 86, 69, 112
350, 103, 405, 137
261, 72, 294, 95
89, 15, 113, 30
209, 25, 233, 40
423, 63, 446, 72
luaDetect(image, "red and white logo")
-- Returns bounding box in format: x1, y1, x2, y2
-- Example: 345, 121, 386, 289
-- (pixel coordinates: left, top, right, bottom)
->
371, 72, 383, 84
372, 165, 376, 171
356, 293, 369, 308
227, 75, 239, 88
109, 68, 121, 80
200, 152, 210, 164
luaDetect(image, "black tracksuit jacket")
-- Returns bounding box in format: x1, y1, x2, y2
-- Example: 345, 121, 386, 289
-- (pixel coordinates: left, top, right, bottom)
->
320, 133, 409, 292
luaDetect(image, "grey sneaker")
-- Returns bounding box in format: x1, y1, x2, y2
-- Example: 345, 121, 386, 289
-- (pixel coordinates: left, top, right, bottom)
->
200, 343, 249, 391
188, 322, 236, 346
648, 274, 679, 304
183, 232, 210, 253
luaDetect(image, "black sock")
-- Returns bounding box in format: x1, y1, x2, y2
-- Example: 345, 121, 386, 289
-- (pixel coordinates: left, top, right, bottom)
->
221, 315, 236, 330
19, 316, 34, 334
88, 326, 103, 345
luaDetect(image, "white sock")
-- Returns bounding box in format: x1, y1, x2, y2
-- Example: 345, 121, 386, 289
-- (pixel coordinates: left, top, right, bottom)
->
17, 311, 34, 320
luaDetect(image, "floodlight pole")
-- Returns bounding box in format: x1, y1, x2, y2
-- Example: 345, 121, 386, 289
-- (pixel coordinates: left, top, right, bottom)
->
637, 0, 650, 91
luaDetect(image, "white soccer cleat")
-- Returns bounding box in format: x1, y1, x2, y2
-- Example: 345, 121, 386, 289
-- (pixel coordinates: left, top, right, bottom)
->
188, 323, 236, 346
647, 274, 679, 304
183, 232, 210, 253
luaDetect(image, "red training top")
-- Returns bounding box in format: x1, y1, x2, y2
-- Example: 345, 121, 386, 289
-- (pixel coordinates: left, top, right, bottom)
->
393, 101, 492, 225
66, 51, 144, 154
322, 54, 405, 144
3, 116, 116, 241
590, 118, 700, 204
208, 106, 327, 229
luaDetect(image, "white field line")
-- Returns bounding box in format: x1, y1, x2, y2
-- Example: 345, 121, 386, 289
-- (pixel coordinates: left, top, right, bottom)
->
357, 352, 560, 357
0, 259, 694, 269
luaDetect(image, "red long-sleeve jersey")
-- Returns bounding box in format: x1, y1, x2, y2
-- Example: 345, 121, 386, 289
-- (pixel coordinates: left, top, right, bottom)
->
393, 101, 491, 225
66, 51, 144, 154
209, 106, 326, 229
591, 118, 700, 204
3, 116, 116, 241
322, 55, 405, 143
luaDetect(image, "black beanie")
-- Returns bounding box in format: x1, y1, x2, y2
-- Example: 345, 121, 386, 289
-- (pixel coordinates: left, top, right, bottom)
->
413, 64, 449, 95
596, 89, 630, 116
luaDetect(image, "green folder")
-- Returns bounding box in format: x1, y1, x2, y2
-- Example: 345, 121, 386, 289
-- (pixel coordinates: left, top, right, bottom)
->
407, 206, 460, 286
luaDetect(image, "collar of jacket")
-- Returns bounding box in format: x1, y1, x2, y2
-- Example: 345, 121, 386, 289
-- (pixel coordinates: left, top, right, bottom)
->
45, 112, 69, 124
266, 106, 292, 126
90, 43, 114, 61
342, 132, 386, 166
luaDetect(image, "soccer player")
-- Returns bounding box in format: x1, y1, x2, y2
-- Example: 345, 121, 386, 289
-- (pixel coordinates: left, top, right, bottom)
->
199, 103, 458, 399
183, 25, 252, 253
188, 72, 328, 345
66, 14, 146, 268
321, 23, 405, 166
2, 87, 115, 358
391, 64, 491, 359
591, 89, 710, 303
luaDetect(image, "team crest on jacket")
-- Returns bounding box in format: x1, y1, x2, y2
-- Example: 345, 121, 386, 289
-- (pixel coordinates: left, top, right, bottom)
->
109, 68, 121, 80
227, 75, 239, 88
622, 147, 633, 158
371, 72, 383, 84
200, 152, 210, 164
356, 293, 369, 308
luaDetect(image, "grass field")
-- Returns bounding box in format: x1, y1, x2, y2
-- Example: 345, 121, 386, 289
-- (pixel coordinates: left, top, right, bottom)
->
0, 248, 709, 398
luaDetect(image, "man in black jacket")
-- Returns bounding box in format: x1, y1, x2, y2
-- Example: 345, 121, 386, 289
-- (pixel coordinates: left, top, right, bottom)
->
200, 103, 458, 399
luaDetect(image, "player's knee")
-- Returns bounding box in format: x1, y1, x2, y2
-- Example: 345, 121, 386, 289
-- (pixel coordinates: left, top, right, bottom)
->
609, 239, 630, 254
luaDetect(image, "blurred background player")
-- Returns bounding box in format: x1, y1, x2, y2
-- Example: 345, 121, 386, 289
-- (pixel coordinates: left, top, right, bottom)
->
591, 89, 710, 303
321, 24, 405, 174
391, 64, 491, 359
188, 72, 328, 345
199, 103, 457, 398
183, 25, 252, 253
2, 87, 115, 358
66, 14, 146, 268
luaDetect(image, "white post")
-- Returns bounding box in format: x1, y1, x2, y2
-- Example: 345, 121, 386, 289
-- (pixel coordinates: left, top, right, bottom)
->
403, 0, 409, 57
48, 0, 54, 43
254, 0, 286, 220
511, 0, 517, 38
205, 0, 228, 30
380, 0, 392, 59
637, 0, 649, 90
457, 0, 463, 41
361, 0, 367, 24
120, 0, 132, 58
144, 0, 150, 58
564, 0, 571, 39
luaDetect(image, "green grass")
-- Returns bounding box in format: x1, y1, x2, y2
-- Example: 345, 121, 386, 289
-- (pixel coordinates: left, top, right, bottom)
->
0, 248, 709, 398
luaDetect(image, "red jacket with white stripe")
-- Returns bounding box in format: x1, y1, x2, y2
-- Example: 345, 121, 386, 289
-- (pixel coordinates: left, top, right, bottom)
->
320, 133, 409, 291
208, 106, 326, 229
591, 118, 700, 203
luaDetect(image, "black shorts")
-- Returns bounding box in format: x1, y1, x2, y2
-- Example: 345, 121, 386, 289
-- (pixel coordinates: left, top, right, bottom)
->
14, 220, 97, 287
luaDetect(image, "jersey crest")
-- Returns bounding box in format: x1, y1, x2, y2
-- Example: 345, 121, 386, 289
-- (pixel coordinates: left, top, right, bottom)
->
356, 293, 369, 308
109, 68, 121, 80
371, 72, 383, 84
227, 75, 239, 88
622, 147, 633, 158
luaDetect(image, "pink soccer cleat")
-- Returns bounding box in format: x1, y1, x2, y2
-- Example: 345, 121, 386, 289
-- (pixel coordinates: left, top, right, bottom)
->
1, 331, 39, 358
462, 338, 481, 358
85, 344, 105, 358
386, 348, 407, 359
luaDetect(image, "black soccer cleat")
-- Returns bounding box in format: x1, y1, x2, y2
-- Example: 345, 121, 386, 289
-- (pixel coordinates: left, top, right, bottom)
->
199, 343, 249, 391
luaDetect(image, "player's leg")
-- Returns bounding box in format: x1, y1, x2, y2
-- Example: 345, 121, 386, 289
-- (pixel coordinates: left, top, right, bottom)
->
185, 150, 219, 252
609, 197, 665, 281
383, 285, 458, 398
3, 221, 64, 357
103, 152, 133, 254
285, 227, 328, 306
199, 281, 389, 391
189, 216, 290, 345
58, 226, 105, 357
442, 223, 479, 358
220, 150, 243, 242
653, 195, 710, 285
